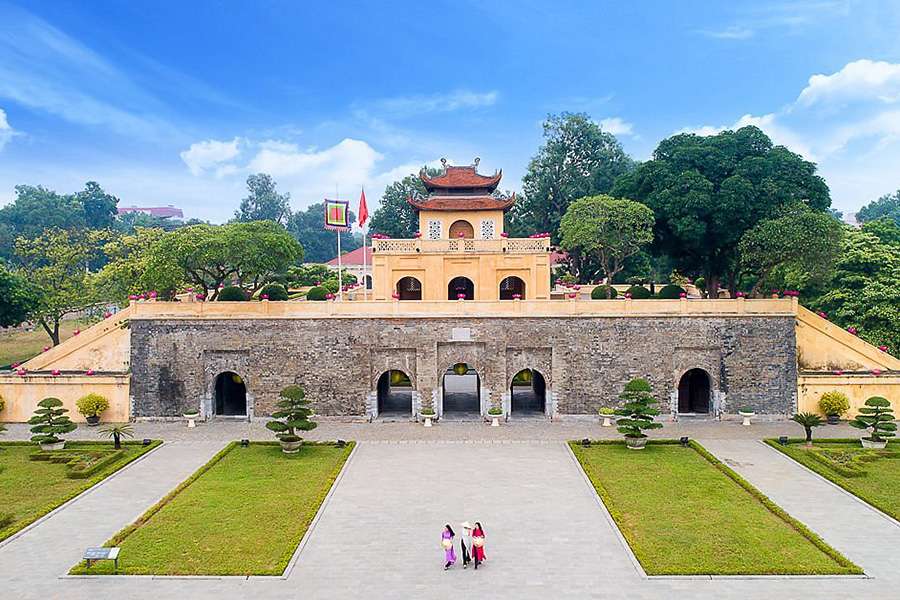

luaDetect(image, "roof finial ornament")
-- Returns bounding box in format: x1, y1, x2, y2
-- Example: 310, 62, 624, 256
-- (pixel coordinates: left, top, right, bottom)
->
440, 157, 448, 170
473, 157, 480, 169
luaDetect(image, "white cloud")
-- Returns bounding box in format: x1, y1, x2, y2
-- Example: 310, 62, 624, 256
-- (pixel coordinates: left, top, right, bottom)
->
598, 117, 634, 136
179, 138, 241, 176
797, 59, 900, 107
697, 26, 754, 40
371, 90, 499, 117
0, 108, 14, 150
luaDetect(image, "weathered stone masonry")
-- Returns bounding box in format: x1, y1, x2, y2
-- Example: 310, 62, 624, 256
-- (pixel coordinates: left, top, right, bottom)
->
129, 315, 797, 418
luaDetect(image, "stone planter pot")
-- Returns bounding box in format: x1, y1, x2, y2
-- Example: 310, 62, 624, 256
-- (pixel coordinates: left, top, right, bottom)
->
861, 437, 888, 450
600, 416, 613, 427
625, 436, 647, 450
738, 411, 755, 426
826, 414, 840, 425
421, 413, 435, 427
40, 440, 65, 451
183, 412, 199, 428
489, 414, 501, 427
280, 438, 302, 454
85, 415, 100, 427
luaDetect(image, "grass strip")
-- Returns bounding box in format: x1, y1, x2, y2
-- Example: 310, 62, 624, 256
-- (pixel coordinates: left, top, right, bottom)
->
70, 441, 354, 576
570, 439, 861, 575
0, 440, 162, 542
765, 438, 900, 522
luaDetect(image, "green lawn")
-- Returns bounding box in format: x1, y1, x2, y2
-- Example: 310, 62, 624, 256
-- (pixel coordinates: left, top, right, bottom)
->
0, 440, 161, 541
0, 320, 86, 367
70, 441, 353, 576
766, 438, 900, 521
570, 440, 860, 575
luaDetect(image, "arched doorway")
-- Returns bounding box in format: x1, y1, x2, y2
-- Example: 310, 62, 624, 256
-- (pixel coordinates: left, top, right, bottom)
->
499, 276, 526, 300
678, 369, 711, 414
448, 276, 474, 300
215, 371, 247, 416
397, 276, 422, 300
364, 274, 372, 290
449, 220, 474, 239
377, 370, 413, 416
510, 369, 546, 414
442, 363, 480, 415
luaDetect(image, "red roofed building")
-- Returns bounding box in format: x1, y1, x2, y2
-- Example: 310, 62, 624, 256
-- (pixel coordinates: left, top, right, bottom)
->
326, 246, 374, 289
117, 205, 184, 219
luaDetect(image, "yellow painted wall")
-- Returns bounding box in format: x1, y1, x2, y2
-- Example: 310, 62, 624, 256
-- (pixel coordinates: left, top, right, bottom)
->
418, 209, 505, 238
0, 374, 130, 423
798, 374, 900, 417
796, 306, 900, 371
22, 307, 132, 372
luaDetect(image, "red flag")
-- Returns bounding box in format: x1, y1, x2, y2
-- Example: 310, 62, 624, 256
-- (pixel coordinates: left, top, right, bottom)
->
358, 187, 369, 227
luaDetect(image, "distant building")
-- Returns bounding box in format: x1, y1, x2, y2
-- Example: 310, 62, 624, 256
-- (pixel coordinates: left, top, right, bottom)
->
326, 246, 374, 289
117, 205, 184, 219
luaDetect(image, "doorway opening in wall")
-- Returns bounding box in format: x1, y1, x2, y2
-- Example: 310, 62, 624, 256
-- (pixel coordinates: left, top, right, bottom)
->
377, 370, 413, 418
677, 368, 711, 414
448, 277, 474, 300
442, 363, 480, 418
215, 371, 247, 416
397, 276, 422, 300
365, 274, 372, 290
499, 276, 526, 300
510, 369, 546, 415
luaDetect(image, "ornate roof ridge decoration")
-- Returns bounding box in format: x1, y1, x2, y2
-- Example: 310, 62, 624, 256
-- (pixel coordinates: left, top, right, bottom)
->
418, 157, 502, 191
407, 192, 515, 212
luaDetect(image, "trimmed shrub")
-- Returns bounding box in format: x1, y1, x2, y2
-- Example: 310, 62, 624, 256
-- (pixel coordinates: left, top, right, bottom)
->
818, 391, 850, 417
28, 398, 76, 445
625, 285, 652, 299
259, 283, 289, 301
217, 286, 247, 301
591, 285, 618, 299
76, 393, 109, 418
0, 393, 5, 413
306, 286, 329, 301
657, 284, 685, 299
849, 396, 896, 443
694, 277, 706, 292
614, 378, 663, 440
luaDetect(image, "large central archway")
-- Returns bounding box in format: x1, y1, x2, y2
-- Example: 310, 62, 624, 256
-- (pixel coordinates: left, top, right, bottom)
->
510, 369, 546, 414
377, 370, 413, 416
442, 363, 480, 415
678, 368, 711, 414
215, 371, 247, 416
448, 276, 474, 300
397, 276, 422, 300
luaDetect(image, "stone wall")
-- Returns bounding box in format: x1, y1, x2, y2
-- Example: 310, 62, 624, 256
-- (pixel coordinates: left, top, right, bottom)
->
129, 315, 797, 418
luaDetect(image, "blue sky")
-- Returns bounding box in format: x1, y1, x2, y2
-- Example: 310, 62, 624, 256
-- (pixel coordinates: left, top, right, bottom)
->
1, 0, 900, 222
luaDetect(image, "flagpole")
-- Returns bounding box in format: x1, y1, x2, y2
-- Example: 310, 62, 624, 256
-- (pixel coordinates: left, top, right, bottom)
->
336, 183, 343, 302
361, 187, 368, 302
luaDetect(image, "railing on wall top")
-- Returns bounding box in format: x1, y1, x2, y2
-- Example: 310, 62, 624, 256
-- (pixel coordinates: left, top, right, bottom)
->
373, 237, 551, 254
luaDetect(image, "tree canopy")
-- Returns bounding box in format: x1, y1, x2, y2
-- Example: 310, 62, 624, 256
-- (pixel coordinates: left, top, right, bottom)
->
559, 195, 654, 291
612, 126, 831, 295
857, 189, 900, 225
233, 173, 292, 225
286, 202, 360, 263
368, 173, 426, 239
507, 113, 634, 240
0, 264, 36, 328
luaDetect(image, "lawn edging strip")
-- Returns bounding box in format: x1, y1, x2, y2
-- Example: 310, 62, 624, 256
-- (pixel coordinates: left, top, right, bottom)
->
763, 438, 900, 528
568, 439, 863, 578
0, 440, 163, 549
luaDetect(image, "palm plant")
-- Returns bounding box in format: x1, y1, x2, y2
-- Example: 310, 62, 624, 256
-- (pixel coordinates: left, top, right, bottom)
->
98, 423, 134, 449
791, 412, 823, 447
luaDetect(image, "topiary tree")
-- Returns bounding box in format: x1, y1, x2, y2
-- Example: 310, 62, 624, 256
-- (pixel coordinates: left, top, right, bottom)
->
818, 391, 850, 423
258, 282, 289, 301
217, 286, 247, 301
306, 286, 329, 301
76, 393, 109, 418
849, 396, 896, 444
657, 284, 685, 299
266, 385, 318, 451
28, 397, 76, 447
791, 412, 823, 447
614, 378, 662, 448
625, 285, 652, 299
590, 285, 617, 300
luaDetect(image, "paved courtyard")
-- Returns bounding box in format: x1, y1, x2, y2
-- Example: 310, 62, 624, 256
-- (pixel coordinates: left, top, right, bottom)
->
0, 422, 898, 599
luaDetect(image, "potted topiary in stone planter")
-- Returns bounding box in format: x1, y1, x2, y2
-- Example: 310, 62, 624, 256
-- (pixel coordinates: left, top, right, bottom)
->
738, 407, 755, 426
614, 378, 662, 450
488, 405, 503, 427
266, 385, 317, 454
599, 407, 615, 427
76, 393, 109, 426
849, 396, 896, 449
182, 408, 200, 428
420, 403, 436, 427
28, 397, 76, 451
818, 391, 850, 425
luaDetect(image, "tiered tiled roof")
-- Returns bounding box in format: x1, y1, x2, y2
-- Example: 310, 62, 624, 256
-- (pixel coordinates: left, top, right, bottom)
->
409, 158, 513, 212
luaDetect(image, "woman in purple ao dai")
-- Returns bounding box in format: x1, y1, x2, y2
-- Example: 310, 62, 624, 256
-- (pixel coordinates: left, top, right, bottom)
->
441, 524, 457, 570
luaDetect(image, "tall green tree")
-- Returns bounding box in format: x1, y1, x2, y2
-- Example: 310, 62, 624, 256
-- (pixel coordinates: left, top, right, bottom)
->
612, 126, 831, 296
233, 173, 291, 225
857, 189, 900, 225
368, 174, 427, 239
559, 195, 654, 292
15, 229, 110, 345
0, 264, 37, 328
739, 205, 844, 297
93, 227, 184, 302
507, 113, 635, 240
75, 181, 119, 229
286, 202, 360, 263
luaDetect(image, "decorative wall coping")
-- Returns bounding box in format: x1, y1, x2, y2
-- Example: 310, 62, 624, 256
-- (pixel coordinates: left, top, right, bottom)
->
129, 297, 798, 320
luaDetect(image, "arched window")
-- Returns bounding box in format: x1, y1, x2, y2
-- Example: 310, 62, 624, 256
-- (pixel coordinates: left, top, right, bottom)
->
396, 276, 422, 300
449, 220, 474, 239
678, 369, 711, 414
499, 276, 526, 300
214, 371, 247, 416
448, 276, 475, 300
364, 274, 373, 290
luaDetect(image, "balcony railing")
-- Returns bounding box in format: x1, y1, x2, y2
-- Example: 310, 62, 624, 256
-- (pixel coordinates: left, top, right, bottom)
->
373, 237, 551, 254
